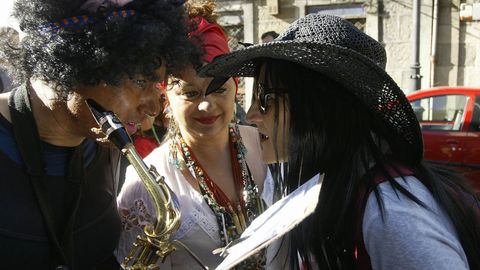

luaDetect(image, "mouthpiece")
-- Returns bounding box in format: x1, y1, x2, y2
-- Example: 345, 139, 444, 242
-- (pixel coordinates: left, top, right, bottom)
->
85, 98, 132, 149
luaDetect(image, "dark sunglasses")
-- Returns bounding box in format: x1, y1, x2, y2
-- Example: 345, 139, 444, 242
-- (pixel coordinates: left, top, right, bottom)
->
256, 83, 277, 114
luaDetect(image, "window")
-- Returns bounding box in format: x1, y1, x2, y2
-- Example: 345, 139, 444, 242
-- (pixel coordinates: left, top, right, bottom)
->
410, 95, 467, 131
470, 96, 480, 131
306, 4, 366, 31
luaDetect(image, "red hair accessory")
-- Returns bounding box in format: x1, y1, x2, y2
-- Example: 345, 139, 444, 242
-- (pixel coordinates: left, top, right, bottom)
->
189, 16, 230, 63
189, 16, 239, 95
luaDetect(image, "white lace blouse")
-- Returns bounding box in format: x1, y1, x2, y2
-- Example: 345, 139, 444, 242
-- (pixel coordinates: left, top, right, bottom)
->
115, 125, 270, 270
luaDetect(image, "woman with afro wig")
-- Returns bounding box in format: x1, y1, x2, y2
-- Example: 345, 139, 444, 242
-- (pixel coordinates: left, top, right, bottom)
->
0, 0, 201, 269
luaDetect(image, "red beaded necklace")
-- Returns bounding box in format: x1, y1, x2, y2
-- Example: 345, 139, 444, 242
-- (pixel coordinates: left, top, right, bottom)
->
170, 124, 266, 268
184, 138, 245, 215
170, 124, 263, 243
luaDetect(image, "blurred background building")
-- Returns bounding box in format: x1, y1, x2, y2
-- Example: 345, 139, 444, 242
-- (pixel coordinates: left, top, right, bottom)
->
1, 1, 479, 101
216, 0, 480, 108
0, 26, 18, 93
0, 0, 18, 93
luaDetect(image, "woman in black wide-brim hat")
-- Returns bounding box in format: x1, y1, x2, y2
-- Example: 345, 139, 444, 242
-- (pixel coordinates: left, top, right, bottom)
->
200, 14, 480, 270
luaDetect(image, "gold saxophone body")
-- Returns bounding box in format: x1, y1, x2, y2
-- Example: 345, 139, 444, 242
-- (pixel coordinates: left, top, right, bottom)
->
121, 143, 181, 269
85, 99, 208, 270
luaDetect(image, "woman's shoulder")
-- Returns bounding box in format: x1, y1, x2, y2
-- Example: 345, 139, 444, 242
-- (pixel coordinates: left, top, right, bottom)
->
238, 124, 257, 136
364, 177, 465, 250
119, 142, 172, 203
140, 141, 174, 173
237, 124, 268, 189
372, 176, 434, 206
364, 176, 440, 219
144, 141, 170, 163
237, 125, 261, 149
124, 139, 194, 197
362, 176, 469, 269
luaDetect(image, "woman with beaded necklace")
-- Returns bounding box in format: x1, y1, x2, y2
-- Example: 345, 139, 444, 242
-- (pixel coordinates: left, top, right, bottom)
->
115, 1, 269, 269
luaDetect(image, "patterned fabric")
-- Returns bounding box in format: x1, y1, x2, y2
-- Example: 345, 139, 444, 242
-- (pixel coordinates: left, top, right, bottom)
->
120, 199, 154, 232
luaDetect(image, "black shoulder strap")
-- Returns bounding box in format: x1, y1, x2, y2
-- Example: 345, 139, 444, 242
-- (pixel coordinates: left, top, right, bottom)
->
8, 84, 45, 177
8, 84, 83, 269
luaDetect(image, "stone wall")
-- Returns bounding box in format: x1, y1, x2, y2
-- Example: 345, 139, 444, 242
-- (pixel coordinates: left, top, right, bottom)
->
454, 0, 480, 87
217, 0, 480, 93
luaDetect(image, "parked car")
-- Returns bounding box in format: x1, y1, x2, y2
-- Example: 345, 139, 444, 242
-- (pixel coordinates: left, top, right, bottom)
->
406, 87, 480, 193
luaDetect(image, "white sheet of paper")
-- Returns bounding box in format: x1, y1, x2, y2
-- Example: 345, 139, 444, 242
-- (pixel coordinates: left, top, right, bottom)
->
215, 174, 323, 270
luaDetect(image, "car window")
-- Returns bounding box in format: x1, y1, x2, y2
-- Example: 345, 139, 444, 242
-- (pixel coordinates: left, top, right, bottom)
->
470, 96, 480, 131
410, 94, 467, 131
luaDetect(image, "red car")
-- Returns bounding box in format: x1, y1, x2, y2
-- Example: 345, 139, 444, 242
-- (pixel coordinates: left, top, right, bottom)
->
407, 87, 480, 193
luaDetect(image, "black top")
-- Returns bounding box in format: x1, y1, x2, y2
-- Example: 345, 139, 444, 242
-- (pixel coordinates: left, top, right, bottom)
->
0, 96, 122, 269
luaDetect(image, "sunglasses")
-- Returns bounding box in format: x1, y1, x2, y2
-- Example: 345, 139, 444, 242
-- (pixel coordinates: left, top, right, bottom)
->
255, 83, 278, 114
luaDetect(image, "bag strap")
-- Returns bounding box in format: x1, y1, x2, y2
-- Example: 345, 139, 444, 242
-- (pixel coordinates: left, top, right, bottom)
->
8, 84, 84, 269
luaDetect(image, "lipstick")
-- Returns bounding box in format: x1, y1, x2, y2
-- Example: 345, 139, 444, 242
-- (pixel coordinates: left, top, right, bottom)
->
194, 115, 219, 125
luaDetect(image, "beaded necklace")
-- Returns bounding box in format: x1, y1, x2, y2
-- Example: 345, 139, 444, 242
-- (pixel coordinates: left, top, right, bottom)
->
169, 124, 264, 246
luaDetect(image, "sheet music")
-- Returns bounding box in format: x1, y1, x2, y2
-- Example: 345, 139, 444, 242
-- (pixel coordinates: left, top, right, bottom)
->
215, 174, 323, 270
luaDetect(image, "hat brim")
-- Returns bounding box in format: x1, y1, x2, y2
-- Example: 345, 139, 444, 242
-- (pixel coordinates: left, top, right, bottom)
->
199, 40, 423, 163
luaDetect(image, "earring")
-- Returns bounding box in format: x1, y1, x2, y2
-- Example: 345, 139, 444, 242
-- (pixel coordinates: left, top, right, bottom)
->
167, 114, 179, 138
232, 98, 240, 124
232, 110, 237, 124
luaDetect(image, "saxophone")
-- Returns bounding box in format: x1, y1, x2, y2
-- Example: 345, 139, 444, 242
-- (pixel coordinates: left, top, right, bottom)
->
86, 99, 208, 270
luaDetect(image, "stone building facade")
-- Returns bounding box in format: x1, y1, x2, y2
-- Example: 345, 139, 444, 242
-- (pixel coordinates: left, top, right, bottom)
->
216, 0, 480, 101
0, 27, 18, 92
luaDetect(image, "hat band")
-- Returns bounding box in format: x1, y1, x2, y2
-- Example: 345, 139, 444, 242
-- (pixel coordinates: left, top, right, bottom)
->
39, 9, 137, 33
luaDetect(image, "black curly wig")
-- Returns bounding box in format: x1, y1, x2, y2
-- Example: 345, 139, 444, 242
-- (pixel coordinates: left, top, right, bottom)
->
5, 0, 203, 98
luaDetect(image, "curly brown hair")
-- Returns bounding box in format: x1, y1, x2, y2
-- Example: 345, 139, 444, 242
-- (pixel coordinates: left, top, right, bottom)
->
3, 0, 203, 99
185, 0, 218, 23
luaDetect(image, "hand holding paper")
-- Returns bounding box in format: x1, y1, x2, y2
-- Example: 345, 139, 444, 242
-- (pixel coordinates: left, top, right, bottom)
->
215, 174, 323, 270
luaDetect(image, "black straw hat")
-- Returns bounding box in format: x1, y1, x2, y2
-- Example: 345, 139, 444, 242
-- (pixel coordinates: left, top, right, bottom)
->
200, 14, 423, 164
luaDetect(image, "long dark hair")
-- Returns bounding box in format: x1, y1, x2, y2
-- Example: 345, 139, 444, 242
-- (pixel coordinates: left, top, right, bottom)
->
4, 0, 202, 99
257, 59, 480, 269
